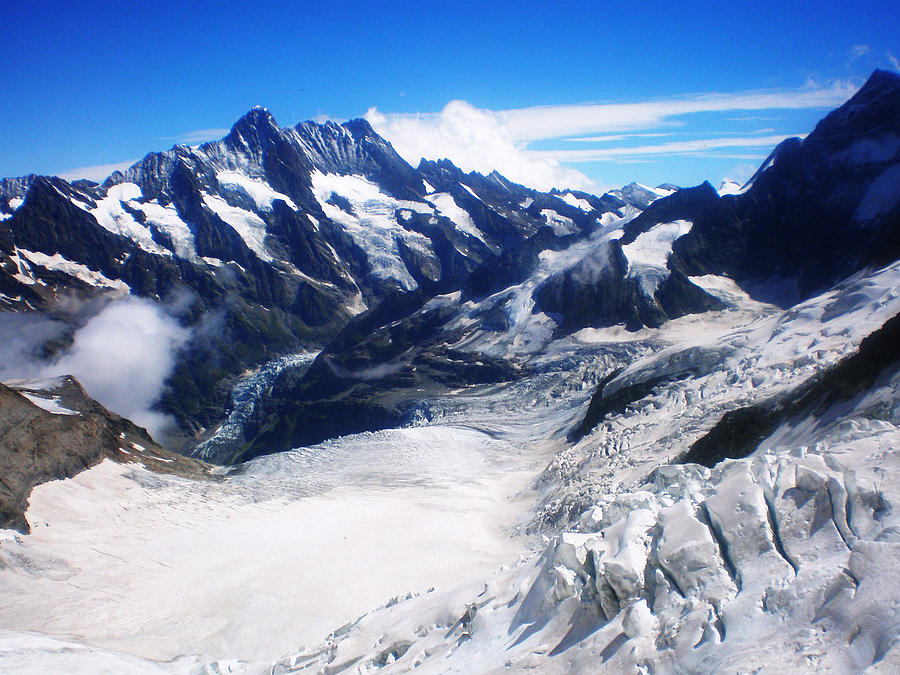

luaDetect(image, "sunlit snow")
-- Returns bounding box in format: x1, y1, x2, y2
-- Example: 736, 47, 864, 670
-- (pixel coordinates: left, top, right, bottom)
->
310, 171, 436, 290
90, 183, 172, 256
202, 193, 273, 261
621, 219, 693, 295
16, 248, 129, 291
19, 392, 79, 416
216, 171, 298, 212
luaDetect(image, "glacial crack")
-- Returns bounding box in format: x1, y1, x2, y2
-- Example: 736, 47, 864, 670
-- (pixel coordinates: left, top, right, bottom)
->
764, 492, 799, 575
699, 502, 742, 593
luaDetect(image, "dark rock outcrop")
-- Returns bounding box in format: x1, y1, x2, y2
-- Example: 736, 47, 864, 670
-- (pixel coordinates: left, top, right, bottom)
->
0, 376, 211, 532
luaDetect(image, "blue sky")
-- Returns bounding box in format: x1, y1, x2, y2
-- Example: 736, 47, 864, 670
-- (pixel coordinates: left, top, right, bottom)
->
2, 1, 898, 191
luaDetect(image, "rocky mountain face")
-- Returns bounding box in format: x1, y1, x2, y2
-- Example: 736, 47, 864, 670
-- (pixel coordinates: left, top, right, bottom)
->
2, 71, 899, 464
657, 69, 900, 305
0, 111, 654, 456
0, 376, 209, 532
239, 70, 900, 459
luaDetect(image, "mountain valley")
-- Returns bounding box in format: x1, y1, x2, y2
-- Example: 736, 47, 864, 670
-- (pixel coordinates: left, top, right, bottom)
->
1, 70, 900, 673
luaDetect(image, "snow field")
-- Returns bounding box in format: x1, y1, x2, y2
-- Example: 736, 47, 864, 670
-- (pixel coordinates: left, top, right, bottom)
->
0, 425, 541, 669
310, 171, 437, 290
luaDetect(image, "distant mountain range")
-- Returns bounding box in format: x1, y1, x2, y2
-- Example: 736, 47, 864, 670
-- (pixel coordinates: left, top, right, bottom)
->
1, 69, 899, 463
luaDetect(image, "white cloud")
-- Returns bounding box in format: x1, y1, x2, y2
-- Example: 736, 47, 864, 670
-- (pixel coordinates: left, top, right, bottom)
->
560, 132, 672, 143
59, 159, 140, 183
43, 297, 190, 439
850, 44, 871, 60
366, 81, 856, 191
530, 134, 803, 163
498, 81, 856, 141
0, 296, 191, 440
888, 51, 900, 72
691, 153, 769, 161
366, 101, 597, 192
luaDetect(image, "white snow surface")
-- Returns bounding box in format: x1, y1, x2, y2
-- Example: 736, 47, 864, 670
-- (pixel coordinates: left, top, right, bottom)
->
90, 183, 172, 256
16, 248, 129, 291
558, 191, 593, 211
6, 254, 900, 672
19, 392, 79, 416
717, 179, 747, 196
310, 171, 437, 290
129, 199, 198, 260
541, 208, 577, 236
202, 193, 273, 261
216, 171, 298, 212
1, 197, 23, 221
0, 423, 541, 670
621, 219, 693, 295
429, 192, 487, 244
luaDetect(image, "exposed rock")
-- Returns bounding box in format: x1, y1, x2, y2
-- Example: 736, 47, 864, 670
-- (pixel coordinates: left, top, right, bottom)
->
0, 376, 211, 532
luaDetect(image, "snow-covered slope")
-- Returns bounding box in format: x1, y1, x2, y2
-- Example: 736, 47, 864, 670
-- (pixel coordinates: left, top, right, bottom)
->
263, 260, 900, 674
2, 69, 900, 674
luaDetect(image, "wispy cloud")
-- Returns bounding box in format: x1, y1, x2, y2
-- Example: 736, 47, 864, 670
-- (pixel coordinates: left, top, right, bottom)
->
497, 81, 856, 141
692, 153, 769, 161
532, 134, 803, 163
162, 128, 230, 145
888, 51, 900, 72
727, 115, 776, 122
560, 132, 672, 143
59, 159, 140, 182
850, 44, 871, 59
367, 80, 857, 190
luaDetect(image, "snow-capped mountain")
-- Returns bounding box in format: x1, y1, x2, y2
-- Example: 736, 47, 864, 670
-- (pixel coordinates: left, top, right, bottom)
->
240, 69, 900, 460
0, 110, 648, 450
1, 69, 900, 674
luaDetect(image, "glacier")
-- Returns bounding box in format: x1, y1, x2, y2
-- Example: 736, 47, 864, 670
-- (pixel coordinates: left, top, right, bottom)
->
2, 69, 900, 674
2, 258, 900, 672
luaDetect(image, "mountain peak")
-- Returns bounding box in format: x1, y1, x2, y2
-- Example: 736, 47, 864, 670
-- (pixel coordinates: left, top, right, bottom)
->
225, 106, 281, 155
809, 69, 900, 144
232, 106, 278, 132
342, 117, 377, 139
862, 67, 900, 89
843, 68, 900, 113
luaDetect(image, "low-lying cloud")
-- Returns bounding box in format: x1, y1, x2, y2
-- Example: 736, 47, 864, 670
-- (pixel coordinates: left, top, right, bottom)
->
0, 296, 190, 440
47, 297, 190, 438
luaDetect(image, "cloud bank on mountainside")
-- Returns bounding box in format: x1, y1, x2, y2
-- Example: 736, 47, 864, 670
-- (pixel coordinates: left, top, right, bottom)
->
0, 296, 189, 440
